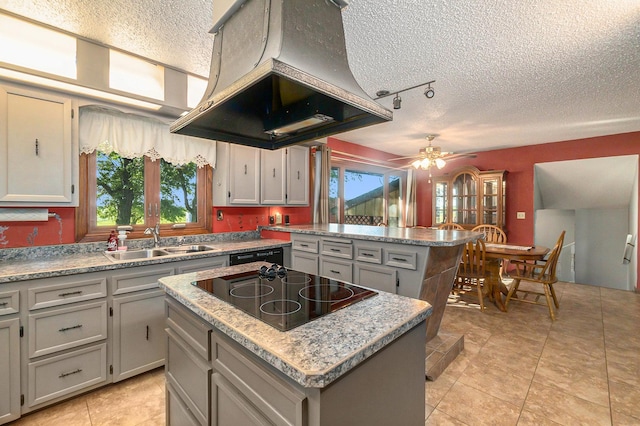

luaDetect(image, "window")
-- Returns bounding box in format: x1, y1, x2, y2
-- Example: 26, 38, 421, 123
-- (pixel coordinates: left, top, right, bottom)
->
79, 152, 211, 241
329, 165, 404, 227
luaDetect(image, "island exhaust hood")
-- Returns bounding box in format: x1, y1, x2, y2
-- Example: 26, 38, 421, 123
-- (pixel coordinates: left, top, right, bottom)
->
170, 0, 392, 150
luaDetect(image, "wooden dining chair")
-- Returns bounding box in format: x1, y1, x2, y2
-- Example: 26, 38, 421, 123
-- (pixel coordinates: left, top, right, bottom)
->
471, 224, 507, 243
454, 239, 488, 310
438, 222, 464, 230
504, 231, 565, 320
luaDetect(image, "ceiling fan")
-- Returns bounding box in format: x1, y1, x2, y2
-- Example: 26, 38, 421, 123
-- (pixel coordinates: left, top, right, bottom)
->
389, 135, 469, 171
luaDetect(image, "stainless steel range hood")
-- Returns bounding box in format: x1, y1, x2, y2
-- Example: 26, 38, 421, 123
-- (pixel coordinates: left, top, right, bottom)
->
170, 0, 392, 150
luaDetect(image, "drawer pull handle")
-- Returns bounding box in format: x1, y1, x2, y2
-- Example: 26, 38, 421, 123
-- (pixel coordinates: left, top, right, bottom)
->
146, 325, 149, 340
0, 302, 7, 307
59, 324, 83, 332
59, 368, 82, 378
330, 248, 341, 252
362, 253, 374, 257
330, 269, 340, 274
391, 257, 407, 261
58, 290, 83, 297
300, 244, 309, 247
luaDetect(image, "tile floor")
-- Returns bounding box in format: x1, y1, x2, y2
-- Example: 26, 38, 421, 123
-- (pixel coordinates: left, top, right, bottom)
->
9, 281, 640, 426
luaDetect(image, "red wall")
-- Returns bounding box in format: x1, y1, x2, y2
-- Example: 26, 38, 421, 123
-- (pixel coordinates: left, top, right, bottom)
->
211, 205, 312, 233
0, 207, 76, 248
416, 132, 640, 245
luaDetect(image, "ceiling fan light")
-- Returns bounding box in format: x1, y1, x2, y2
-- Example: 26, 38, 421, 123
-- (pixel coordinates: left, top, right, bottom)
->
421, 159, 431, 170
435, 158, 446, 169
411, 159, 422, 169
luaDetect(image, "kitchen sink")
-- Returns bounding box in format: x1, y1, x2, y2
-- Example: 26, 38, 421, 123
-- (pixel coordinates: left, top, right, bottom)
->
163, 245, 220, 254
104, 248, 170, 261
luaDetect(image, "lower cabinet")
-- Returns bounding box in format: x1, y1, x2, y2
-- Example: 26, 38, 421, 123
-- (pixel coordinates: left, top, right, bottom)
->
112, 289, 166, 382
354, 263, 397, 293
0, 317, 20, 424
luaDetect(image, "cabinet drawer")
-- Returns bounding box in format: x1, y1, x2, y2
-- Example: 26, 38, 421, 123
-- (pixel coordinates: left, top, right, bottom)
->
355, 246, 382, 264
28, 301, 108, 358
167, 381, 200, 426
27, 343, 107, 407
320, 258, 353, 283
291, 237, 319, 254
167, 298, 212, 360
212, 332, 306, 426
291, 252, 318, 275
321, 239, 353, 259
111, 266, 175, 295
385, 250, 417, 270
0, 290, 19, 315
166, 328, 212, 425
28, 277, 107, 310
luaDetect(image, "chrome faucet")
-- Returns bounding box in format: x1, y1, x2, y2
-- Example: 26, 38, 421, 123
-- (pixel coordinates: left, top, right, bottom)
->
144, 223, 161, 247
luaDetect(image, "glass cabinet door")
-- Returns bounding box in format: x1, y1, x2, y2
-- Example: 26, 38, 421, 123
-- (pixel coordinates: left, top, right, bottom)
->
434, 182, 448, 223
482, 178, 499, 225
452, 172, 476, 225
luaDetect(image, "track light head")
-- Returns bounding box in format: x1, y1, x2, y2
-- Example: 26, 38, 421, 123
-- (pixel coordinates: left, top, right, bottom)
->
392, 94, 401, 109
424, 85, 435, 99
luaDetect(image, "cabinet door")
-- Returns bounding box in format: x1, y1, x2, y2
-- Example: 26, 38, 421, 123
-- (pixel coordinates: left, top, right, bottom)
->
355, 263, 397, 294
112, 289, 165, 382
212, 372, 272, 426
260, 149, 286, 205
286, 146, 309, 205
0, 318, 20, 424
229, 144, 260, 204
0, 85, 75, 205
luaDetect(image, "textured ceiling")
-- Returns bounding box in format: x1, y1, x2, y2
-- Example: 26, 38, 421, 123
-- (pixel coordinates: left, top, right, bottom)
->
1, 0, 639, 158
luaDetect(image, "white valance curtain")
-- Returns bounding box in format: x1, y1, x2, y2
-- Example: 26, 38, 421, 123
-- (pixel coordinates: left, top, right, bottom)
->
79, 105, 216, 168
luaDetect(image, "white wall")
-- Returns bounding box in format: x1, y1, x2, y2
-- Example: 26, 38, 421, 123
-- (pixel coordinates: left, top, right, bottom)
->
575, 208, 630, 290
535, 209, 575, 283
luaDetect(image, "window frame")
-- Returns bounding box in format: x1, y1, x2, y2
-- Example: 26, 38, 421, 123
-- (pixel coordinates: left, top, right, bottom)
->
76, 152, 212, 242
329, 160, 405, 227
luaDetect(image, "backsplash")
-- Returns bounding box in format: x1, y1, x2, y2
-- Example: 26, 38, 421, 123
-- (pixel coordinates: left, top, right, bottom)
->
0, 230, 260, 261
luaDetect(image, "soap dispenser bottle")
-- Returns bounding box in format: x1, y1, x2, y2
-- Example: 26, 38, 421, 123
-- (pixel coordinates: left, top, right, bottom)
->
117, 230, 128, 251
107, 230, 118, 251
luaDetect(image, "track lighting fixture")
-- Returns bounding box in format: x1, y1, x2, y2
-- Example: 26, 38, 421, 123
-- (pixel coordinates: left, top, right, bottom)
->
424, 82, 435, 99
392, 94, 402, 109
374, 80, 435, 110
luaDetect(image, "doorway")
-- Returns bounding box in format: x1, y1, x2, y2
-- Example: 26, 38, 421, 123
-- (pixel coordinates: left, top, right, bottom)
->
533, 155, 638, 291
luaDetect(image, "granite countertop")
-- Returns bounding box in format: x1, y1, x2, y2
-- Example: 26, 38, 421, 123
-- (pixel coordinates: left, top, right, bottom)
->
0, 238, 289, 284
159, 263, 431, 389
262, 224, 480, 246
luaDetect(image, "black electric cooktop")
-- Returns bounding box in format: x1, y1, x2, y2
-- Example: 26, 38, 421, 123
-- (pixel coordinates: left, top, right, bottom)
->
191, 265, 377, 331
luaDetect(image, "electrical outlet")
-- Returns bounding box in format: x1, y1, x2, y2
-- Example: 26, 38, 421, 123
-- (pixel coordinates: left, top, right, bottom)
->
517, 211, 526, 219
217, 210, 224, 221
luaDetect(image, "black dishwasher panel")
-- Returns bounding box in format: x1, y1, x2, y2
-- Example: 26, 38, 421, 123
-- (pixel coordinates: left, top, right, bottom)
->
230, 247, 283, 265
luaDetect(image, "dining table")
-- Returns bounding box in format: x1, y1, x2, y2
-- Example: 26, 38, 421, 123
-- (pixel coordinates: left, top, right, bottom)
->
483, 243, 550, 311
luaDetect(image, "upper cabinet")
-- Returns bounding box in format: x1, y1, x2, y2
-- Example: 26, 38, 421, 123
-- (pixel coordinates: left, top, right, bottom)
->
0, 85, 78, 206
286, 145, 310, 205
213, 142, 309, 206
432, 166, 506, 229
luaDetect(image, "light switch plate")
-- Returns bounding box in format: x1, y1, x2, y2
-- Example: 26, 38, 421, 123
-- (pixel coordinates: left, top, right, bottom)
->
517, 212, 526, 219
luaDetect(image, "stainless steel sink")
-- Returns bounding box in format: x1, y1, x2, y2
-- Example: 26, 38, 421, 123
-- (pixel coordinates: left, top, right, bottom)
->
104, 248, 170, 261
163, 245, 219, 254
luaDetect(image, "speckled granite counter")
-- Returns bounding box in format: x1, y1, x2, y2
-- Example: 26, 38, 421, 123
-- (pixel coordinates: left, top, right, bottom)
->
261, 223, 480, 246
0, 235, 289, 284
159, 262, 431, 388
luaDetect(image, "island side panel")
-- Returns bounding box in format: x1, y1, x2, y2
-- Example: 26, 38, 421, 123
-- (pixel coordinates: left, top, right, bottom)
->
419, 245, 465, 341
307, 320, 427, 426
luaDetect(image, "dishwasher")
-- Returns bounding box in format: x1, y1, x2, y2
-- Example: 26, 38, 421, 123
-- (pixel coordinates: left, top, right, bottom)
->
229, 247, 284, 266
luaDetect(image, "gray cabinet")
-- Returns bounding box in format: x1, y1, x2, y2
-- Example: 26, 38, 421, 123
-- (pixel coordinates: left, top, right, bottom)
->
110, 265, 174, 382
214, 142, 309, 206
0, 84, 77, 206
0, 317, 20, 424
354, 263, 397, 294
111, 289, 165, 382
286, 146, 309, 205
260, 149, 287, 205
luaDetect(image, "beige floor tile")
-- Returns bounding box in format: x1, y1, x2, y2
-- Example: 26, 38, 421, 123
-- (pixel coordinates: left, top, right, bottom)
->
425, 408, 472, 425
436, 381, 521, 426
458, 362, 531, 408
609, 379, 640, 420
11, 396, 91, 426
516, 408, 563, 425
523, 380, 611, 426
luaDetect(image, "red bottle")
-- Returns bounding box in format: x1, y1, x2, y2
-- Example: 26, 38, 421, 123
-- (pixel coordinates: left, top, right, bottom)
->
107, 230, 118, 251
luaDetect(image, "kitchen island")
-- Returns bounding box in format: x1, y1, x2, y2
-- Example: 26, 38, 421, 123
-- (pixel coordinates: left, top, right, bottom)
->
159, 262, 431, 426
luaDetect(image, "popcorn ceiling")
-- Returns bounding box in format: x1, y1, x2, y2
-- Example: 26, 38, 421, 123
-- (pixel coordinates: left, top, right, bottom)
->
1, 0, 639, 155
